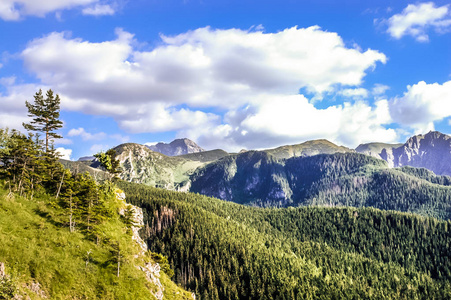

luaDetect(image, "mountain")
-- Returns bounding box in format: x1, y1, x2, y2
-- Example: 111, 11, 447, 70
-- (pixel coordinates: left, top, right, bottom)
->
190, 151, 451, 219
112, 143, 206, 191
392, 131, 451, 176
119, 181, 451, 299
147, 138, 205, 156
356, 131, 451, 176
355, 142, 402, 162
263, 139, 353, 159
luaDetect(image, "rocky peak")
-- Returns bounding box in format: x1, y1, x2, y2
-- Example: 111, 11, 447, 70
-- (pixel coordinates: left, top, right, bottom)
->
393, 131, 451, 176
147, 138, 205, 156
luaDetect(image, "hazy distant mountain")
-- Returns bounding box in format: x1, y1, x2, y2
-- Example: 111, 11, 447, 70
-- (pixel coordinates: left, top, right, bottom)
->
77, 156, 96, 162
146, 138, 205, 156
356, 131, 451, 176
264, 139, 353, 159
177, 149, 229, 162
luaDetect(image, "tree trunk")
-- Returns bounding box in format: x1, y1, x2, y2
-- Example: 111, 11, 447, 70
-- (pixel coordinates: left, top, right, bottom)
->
56, 172, 65, 199
117, 243, 121, 278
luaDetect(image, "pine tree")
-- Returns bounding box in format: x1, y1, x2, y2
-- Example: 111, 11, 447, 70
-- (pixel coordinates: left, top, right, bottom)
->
94, 149, 121, 181
23, 89, 63, 153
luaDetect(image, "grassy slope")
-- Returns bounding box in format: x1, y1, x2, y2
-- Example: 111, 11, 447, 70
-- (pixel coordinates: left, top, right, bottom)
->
0, 183, 191, 299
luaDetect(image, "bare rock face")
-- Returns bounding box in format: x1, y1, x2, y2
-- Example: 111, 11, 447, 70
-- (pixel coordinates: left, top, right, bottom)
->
357, 131, 451, 176
392, 131, 451, 176
147, 138, 205, 156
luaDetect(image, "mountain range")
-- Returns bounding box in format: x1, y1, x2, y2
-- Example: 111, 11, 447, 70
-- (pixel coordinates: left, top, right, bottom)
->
74, 131, 451, 219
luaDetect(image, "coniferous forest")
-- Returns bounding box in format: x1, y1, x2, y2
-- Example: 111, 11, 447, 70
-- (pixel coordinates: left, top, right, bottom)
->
120, 181, 451, 299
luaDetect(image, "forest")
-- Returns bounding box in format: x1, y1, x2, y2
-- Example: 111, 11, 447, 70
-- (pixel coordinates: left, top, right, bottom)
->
120, 181, 451, 299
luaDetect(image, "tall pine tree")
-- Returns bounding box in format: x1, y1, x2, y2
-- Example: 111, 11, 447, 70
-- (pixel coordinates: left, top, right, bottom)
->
23, 89, 63, 152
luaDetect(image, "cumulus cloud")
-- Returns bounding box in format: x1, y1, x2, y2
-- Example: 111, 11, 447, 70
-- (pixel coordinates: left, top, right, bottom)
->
0, 82, 44, 130
180, 94, 397, 151
338, 88, 369, 99
389, 80, 451, 130
387, 2, 451, 42
82, 4, 114, 16
68, 127, 107, 140
56, 147, 72, 160
67, 127, 129, 143
0, 0, 97, 20
372, 83, 390, 96
20, 26, 386, 140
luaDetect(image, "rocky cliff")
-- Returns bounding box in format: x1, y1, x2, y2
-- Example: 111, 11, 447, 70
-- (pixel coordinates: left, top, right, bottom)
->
356, 131, 451, 176
392, 131, 451, 176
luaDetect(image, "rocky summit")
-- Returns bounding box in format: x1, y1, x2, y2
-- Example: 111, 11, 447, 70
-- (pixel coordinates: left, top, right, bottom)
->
356, 131, 451, 176
147, 138, 205, 156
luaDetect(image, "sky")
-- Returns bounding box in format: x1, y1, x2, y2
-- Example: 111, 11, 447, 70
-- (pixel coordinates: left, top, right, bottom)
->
0, 0, 451, 160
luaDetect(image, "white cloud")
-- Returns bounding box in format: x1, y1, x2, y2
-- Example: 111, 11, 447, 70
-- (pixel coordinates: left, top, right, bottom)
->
68, 127, 107, 140
55, 138, 73, 145
144, 142, 159, 147
20, 26, 386, 137
67, 127, 129, 144
181, 94, 397, 151
56, 147, 72, 160
389, 80, 451, 130
338, 88, 369, 99
0, 0, 97, 20
90, 144, 109, 154
82, 4, 114, 16
387, 2, 451, 42
372, 83, 390, 96
0, 83, 45, 130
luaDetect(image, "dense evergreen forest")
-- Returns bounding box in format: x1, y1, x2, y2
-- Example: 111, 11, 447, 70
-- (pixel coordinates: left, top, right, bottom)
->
120, 181, 451, 299
190, 151, 451, 220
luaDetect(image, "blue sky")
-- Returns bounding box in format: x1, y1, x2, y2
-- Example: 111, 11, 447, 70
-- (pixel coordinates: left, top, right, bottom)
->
1, 0, 451, 160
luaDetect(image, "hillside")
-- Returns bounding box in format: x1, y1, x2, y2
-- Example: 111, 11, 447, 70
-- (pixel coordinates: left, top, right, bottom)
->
112, 143, 206, 191
119, 182, 451, 299
0, 181, 193, 299
190, 151, 451, 219
0, 129, 192, 299
263, 139, 353, 159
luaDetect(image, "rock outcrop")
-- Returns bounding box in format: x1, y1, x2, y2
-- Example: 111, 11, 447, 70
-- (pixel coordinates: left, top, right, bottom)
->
117, 191, 165, 300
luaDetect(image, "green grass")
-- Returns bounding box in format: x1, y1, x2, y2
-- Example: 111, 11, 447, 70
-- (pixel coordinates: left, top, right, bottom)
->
0, 183, 190, 299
